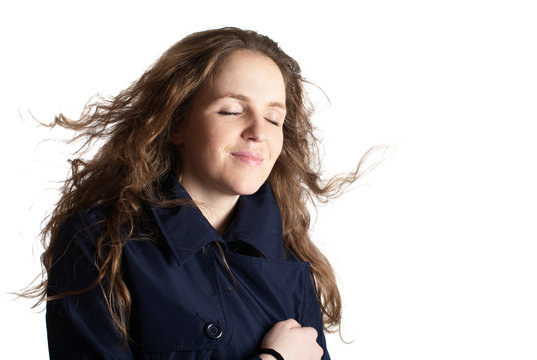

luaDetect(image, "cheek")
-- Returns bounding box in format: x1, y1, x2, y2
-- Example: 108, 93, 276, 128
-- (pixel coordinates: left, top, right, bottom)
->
204, 125, 234, 154
187, 118, 222, 150
270, 133, 284, 162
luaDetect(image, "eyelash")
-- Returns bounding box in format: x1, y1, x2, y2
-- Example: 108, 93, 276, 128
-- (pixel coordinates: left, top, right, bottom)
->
218, 111, 241, 116
218, 111, 281, 126
266, 118, 280, 126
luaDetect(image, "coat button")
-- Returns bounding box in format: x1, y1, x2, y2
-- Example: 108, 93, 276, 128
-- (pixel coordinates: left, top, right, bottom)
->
203, 322, 223, 339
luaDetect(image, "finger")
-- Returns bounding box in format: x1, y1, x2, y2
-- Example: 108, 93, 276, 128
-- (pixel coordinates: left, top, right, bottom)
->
300, 326, 318, 339
281, 318, 301, 329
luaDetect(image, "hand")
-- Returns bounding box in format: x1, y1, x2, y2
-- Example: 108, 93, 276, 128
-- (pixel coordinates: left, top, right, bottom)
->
259, 318, 323, 360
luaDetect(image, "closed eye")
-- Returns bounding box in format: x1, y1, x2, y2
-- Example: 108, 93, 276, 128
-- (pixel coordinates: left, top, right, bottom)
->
218, 111, 241, 116
266, 118, 280, 126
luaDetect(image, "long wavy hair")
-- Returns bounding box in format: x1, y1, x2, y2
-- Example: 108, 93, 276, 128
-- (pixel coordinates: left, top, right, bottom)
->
25, 27, 375, 340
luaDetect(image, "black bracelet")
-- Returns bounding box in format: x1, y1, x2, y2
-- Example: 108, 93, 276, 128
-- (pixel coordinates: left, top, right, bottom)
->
259, 348, 285, 360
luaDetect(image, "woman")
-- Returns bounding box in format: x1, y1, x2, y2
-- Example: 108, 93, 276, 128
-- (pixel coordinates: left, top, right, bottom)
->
30, 27, 368, 360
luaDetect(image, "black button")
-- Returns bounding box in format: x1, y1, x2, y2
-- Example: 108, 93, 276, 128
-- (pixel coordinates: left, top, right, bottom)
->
203, 322, 223, 339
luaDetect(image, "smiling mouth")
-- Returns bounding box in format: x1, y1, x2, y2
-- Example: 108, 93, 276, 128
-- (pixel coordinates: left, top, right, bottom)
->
230, 151, 264, 166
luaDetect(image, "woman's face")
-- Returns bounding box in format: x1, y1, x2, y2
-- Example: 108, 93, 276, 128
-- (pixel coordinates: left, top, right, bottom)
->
172, 50, 286, 200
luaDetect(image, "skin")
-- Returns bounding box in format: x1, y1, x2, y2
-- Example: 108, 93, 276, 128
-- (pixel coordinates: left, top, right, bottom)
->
172, 50, 323, 360
260, 319, 324, 360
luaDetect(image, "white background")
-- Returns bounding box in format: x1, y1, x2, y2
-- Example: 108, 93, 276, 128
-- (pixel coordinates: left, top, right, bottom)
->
1, 0, 536, 359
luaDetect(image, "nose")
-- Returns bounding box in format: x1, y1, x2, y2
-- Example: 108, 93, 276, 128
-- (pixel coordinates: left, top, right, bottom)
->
241, 111, 267, 142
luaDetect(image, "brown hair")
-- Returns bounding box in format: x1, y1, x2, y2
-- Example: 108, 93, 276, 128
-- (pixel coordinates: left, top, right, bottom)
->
25, 27, 375, 339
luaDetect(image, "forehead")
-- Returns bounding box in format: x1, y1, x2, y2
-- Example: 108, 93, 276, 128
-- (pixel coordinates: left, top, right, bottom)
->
203, 50, 286, 102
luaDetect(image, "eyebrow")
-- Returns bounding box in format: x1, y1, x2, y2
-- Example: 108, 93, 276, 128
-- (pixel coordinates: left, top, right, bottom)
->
216, 93, 286, 111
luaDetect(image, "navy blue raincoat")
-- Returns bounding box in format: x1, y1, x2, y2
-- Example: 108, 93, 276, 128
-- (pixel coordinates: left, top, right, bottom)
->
46, 176, 330, 359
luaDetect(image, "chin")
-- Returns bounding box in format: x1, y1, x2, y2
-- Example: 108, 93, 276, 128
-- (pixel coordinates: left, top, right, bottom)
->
228, 177, 266, 196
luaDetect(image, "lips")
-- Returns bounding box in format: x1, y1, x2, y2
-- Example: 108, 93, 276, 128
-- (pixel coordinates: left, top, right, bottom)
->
230, 151, 264, 166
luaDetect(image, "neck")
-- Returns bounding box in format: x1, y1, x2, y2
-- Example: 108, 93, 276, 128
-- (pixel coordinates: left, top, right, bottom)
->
198, 196, 238, 235
178, 177, 239, 236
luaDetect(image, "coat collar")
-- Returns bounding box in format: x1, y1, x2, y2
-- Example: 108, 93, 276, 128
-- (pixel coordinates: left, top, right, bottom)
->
151, 175, 283, 266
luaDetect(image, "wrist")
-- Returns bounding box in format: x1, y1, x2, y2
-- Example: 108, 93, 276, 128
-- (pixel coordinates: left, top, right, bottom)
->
259, 348, 284, 360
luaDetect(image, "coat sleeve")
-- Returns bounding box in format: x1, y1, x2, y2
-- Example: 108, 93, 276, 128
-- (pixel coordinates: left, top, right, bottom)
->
301, 275, 331, 360
46, 210, 134, 360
